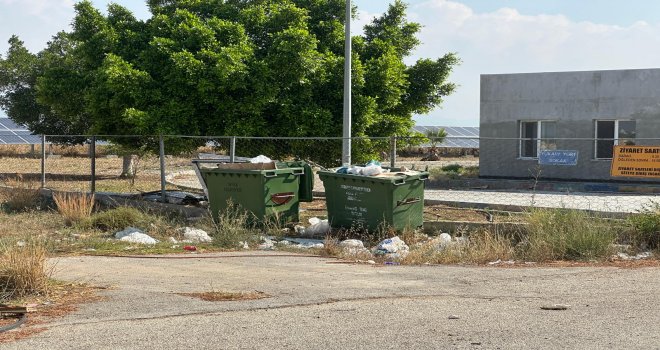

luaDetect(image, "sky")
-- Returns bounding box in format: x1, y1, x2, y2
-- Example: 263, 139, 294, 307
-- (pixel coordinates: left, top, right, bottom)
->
2, 1, 660, 127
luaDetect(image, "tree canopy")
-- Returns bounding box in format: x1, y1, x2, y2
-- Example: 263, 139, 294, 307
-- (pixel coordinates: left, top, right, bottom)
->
0, 0, 459, 164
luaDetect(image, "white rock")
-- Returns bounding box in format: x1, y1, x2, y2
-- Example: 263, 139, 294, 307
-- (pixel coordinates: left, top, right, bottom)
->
366, 260, 376, 265
179, 227, 213, 243
168, 237, 178, 244
239, 241, 250, 250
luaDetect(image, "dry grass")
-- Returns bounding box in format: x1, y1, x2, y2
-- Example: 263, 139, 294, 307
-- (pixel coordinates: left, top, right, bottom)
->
53, 192, 95, 226
177, 291, 268, 302
402, 228, 515, 265
0, 176, 42, 212
0, 239, 51, 302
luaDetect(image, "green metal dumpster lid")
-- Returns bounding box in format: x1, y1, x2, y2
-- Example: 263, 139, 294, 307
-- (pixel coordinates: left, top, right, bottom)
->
277, 161, 315, 202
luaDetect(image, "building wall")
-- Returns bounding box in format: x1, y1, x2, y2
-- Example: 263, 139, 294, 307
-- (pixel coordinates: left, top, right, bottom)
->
480, 68, 660, 181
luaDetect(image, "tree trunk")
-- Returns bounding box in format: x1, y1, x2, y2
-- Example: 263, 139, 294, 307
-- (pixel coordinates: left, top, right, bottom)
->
120, 154, 135, 178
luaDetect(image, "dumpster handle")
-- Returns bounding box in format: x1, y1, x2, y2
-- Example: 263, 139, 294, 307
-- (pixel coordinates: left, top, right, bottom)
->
419, 174, 429, 181
397, 197, 421, 207
393, 178, 406, 186
264, 171, 277, 178
292, 169, 305, 176
271, 192, 295, 205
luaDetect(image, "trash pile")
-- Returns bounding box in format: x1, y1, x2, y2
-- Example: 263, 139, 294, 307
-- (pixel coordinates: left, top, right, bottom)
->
115, 227, 159, 245
335, 160, 388, 176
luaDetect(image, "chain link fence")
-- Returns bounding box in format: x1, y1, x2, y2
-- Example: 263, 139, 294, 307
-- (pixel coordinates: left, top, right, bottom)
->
0, 134, 658, 214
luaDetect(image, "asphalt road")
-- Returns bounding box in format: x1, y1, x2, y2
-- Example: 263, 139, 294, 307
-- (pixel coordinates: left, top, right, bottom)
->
4, 252, 659, 350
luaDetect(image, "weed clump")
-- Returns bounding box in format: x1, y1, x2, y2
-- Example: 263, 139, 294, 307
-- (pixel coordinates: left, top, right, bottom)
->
521, 209, 617, 261
53, 192, 95, 226
402, 228, 515, 265
209, 201, 260, 249
0, 239, 51, 302
84, 207, 152, 231
0, 176, 42, 212
627, 206, 660, 250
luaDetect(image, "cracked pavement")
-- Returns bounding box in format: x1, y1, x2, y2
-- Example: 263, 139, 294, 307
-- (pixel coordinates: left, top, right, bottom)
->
3, 251, 659, 349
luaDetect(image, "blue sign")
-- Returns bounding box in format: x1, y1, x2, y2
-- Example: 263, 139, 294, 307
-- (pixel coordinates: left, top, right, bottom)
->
539, 150, 578, 166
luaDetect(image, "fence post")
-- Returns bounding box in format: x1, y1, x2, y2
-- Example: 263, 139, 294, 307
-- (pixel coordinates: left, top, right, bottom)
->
390, 135, 397, 168
159, 135, 166, 202
90, 136, 96, 194
229, 136, 236, 163
40, 134, 46, 189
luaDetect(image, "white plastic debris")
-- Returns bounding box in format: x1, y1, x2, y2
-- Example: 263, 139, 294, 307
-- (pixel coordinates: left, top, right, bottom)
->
282, 237, 325, 249
361, 165, 384, 176
339, 239, 365, 249
179, 227, 213, 243
373, 236, 409, 260
439, 233, 452, 244
115, 227, 143, 239
305, 217, 331, 236
344, 165, 388, 176
339, 239, 370, 256
115, 228, 159, 245
239, 241, 250, 250
258, 237, 275, 250
616, 252, 653, 260
294, 225, 306, 235
250, 155, 272, 163
374, 236, 409, 254
168, 237, 178, 244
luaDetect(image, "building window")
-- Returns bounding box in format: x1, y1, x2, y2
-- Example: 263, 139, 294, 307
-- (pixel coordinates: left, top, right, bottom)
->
594, 120, 636, 159
520, 121, 556, 158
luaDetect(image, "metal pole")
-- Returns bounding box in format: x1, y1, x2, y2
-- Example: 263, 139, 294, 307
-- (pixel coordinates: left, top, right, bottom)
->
90, 136, 96, 194
390, 135, 397, 168
229, 136, 236, 163
159, 135, 166, 202
40, 134, 46, 189
342, 0, 352, 166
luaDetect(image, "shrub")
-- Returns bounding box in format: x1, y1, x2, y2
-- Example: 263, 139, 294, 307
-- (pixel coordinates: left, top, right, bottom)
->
627, 206, 660, 250
521, 209, 617, 261
53, 192, 95, 226
0, 239, 51, 302
441, 164, 462, 173
85, 206, 152, 231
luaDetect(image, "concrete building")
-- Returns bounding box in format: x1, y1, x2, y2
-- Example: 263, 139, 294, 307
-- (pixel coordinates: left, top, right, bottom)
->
480, 68, 660, 182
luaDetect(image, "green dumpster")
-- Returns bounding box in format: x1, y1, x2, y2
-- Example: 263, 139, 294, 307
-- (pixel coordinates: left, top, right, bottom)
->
318, 169, 429, 232
197, 161, 313, 225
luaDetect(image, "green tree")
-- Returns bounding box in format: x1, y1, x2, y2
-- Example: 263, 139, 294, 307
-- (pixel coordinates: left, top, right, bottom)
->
0, 0, 459, 167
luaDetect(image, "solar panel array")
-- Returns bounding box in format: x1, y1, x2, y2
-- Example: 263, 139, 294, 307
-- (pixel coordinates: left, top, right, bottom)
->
412, 125, 480, 149
0, 118, 42, 145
